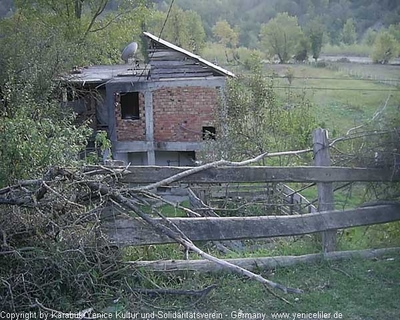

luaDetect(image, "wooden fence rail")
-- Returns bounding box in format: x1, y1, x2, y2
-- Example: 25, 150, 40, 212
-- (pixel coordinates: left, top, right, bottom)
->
120, 166, 399, 184
129, 247, 400, 272
102, 204, 400, 247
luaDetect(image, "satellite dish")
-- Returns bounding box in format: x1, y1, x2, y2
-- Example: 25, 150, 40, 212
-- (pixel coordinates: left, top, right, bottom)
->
121, 41, 138, 63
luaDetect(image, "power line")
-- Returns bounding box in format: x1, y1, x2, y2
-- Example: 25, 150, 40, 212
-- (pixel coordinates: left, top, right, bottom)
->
136, 0, 175, 82
273, 86, 397, 92
158, 0, 175, 40
267, 75, 400, 82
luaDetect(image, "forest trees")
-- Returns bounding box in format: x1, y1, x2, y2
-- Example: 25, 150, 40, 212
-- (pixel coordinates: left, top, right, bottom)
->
0, 0, 149, 186
371, 31, 399, 64
341, 18, 357, 45
148, 6, 206, 54
305, 17, 325, 61
260, 13, 302, 64
213, 20, 239, 48
212, 20, 239, 62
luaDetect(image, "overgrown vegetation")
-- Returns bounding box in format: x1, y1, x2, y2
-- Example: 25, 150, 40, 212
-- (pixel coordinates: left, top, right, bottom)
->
200, 60, 316, 164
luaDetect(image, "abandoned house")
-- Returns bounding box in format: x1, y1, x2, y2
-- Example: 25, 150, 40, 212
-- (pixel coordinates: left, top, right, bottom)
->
65, 31, 235, 166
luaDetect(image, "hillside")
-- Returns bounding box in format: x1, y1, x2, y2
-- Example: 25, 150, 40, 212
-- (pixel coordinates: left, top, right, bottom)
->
171, 0, 400, 47
3, 1, 398, 50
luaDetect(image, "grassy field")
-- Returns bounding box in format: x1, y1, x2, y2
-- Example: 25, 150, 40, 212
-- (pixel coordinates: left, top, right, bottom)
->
113, 196, 400, 318
111, 239, 400, 319
265, 63, 400, 135
327, 62, 400, 83
130, 255, 400, 319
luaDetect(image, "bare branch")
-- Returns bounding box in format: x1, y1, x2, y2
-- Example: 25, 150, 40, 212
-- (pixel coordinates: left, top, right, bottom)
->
133, 150, 312, 191
83, 0, 108, 37
88, 11, 126, 33
106, 186, 303, 294
35, 299, 94, 319
42, 181, 85, 209
346, 94, 391, 136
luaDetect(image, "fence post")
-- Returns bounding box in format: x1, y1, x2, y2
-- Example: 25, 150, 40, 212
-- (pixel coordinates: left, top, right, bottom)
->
313, 128, 336, 253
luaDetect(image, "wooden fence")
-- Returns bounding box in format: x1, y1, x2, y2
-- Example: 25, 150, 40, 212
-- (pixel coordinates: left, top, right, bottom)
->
189, 182, 316, 215
101, 129, 400, 264
102, 204, 400, 245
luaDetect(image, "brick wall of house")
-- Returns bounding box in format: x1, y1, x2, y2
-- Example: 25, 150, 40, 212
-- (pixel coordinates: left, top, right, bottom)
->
153, 86, 218, 142
115, 92, 146, 141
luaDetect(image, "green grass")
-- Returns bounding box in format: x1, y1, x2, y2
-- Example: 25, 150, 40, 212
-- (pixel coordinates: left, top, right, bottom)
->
329, 62, 400, 83
117, 252, 400, 319
266, 63, 400, 134
116, 209, 400, 318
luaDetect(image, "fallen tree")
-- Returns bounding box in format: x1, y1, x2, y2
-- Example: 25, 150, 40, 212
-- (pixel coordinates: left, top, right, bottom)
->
2, 147, 399, 311
0, 153, 307, 312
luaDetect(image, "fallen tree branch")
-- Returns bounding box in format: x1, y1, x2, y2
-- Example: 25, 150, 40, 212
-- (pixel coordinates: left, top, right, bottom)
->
132, 150, 312, 191
60, 167, 304, 294
347, 94, 391, 136
188, 188, 244, 253
42, 181, 84, 209
105, 186, 303, 294
35, 299, 94, 319
139, 190, 202, 217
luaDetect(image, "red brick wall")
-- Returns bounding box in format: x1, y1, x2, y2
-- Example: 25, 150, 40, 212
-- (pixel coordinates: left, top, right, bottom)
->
115, 92, 146, 141
153, 86, 218, 142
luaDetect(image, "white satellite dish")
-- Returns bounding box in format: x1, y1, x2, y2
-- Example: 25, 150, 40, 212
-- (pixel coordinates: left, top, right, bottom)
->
121, 41, 138, 63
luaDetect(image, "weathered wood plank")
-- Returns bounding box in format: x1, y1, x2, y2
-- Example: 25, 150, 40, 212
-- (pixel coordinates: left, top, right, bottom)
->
101, 204, 400, 246
152, 72, 215, 79
151, 67, 210, 74
150, 51, 187, 59
314, 128, 337, 252
150, 60, 199, 67
119, 166, 400, 184
188, 188, 244, 253
128, 247, 400, 272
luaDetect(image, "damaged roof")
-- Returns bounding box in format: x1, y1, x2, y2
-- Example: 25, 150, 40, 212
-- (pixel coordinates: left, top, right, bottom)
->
66, 32, 234, 84
65, 64, 150, 85
143, 31, 235, 78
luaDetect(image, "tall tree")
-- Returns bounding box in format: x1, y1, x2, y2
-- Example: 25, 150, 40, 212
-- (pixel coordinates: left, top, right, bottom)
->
0, 0, 149, 184
371, 31, 399, 64
11, 0, 148, 65
388, 23, 400, 42
342, 18, 357, 45
260, 12, 302, 63
0, 14, 91, 186
362, 28, 377, 46
148, 6, 206, 54
213, 20, 239, 48
14, 0, 140, 40
305, 17, 325, 61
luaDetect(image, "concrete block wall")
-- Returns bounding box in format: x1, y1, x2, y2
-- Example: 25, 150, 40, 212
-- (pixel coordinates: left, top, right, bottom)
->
115, 92, 146, 141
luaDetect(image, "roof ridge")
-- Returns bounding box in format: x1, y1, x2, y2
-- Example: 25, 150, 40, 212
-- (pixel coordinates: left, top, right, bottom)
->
143, 31, 235, 78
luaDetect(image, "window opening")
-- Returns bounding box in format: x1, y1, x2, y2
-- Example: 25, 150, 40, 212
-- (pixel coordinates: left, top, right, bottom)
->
202, 126, 216, 140
120, 92, 140, 119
